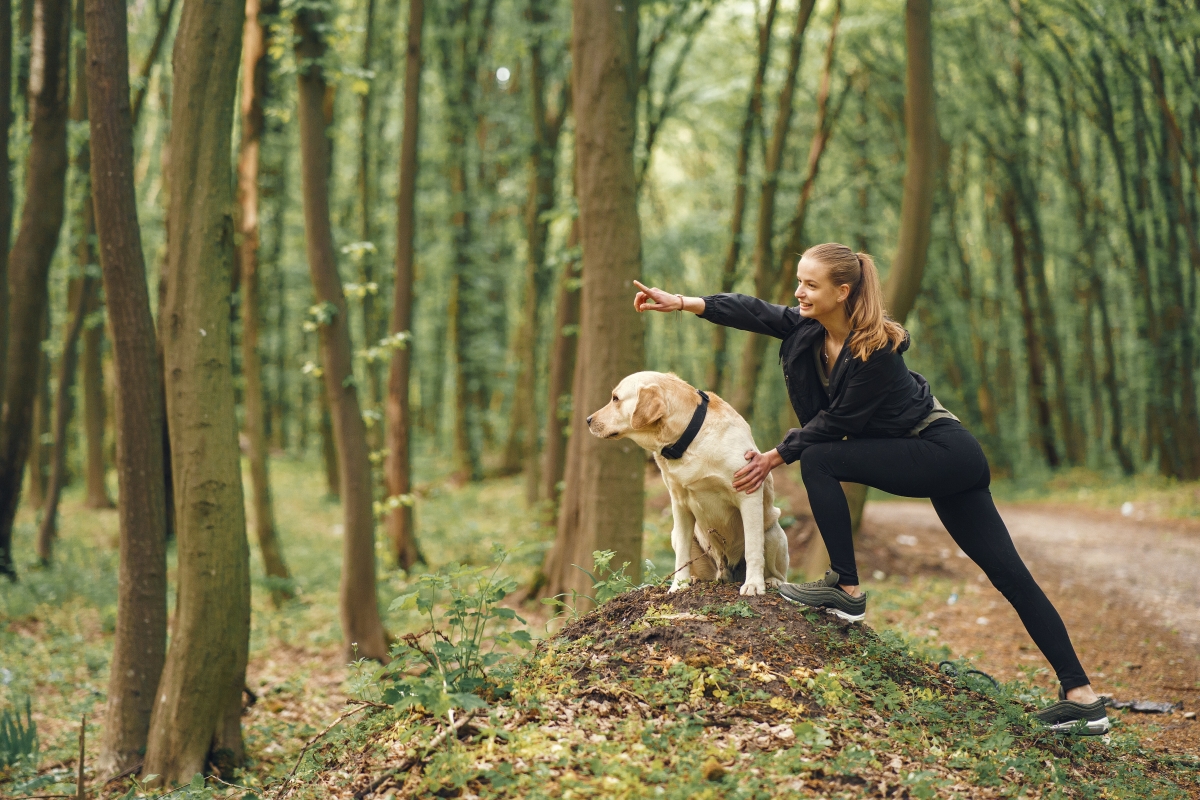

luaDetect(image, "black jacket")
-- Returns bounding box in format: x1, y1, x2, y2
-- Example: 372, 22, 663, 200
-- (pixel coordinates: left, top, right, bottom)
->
699, 293, 934, 464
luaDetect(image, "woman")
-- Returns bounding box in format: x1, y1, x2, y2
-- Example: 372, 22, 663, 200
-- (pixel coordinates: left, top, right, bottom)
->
632, 242, 1108, 734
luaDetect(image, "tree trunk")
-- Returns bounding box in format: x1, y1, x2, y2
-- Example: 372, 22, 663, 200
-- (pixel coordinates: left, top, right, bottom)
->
81, 282, 112, 507
85, 0, 167, 776
502, 0, 566, 495
730, 0, 816, 417
1003, 190, 1058, 468
0, 0, 13, 404
318, 378, 339, 497
356, 0, 383, 436
539, 0, 645, 608
28, 337, 51, 510
0, 0, 71, 579
141, 0, 249, 781
708, 0, 777, 396
238, 0, 291, 604
295, 5, 388, 662
36, 0, 91, 563
538, 217, 580, 514
385, 0, 424, 571
35, 273, 91, 563
882, 0, 939, 324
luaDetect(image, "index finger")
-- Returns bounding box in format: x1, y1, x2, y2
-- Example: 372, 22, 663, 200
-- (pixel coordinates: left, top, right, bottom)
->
632, 280, 651, 292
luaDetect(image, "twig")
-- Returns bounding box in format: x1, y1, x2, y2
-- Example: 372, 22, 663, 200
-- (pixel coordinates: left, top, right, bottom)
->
100, 761, 144, 787
273, 701, 382, 799
75, 713, 87, 800
663, 553, 705, 583
353, 708, 480, 799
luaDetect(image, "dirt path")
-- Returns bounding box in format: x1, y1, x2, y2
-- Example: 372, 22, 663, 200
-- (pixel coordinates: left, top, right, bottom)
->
853, 499, 1200, 756
865, 501, 1200, 646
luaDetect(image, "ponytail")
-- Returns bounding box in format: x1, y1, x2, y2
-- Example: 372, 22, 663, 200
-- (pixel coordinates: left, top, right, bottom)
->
801, 243, 906, 360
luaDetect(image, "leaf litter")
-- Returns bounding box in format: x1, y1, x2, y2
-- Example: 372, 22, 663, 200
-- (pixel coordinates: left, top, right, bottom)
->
294, 582, 1199, 799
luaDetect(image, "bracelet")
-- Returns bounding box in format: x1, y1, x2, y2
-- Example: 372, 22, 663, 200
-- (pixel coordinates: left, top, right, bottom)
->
676, 294, 685, 312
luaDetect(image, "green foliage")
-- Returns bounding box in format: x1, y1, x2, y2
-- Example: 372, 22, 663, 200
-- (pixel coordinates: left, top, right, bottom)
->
378, 548, 533, 717
541, 550, 641, 620
0, 696, 38, 770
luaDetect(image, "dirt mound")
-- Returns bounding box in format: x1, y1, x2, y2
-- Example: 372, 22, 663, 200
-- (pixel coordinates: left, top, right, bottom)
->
312, 582, 1198, 799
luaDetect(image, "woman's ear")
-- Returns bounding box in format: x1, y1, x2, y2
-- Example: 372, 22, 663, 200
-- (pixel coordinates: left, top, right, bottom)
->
631, 384, 666, 429
837, 283, 852, 303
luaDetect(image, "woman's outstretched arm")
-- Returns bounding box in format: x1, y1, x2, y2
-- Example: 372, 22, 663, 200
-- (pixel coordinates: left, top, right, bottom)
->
633, 280, 705, 314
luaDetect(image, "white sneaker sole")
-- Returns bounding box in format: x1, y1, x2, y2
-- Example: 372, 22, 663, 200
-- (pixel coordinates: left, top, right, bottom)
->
779, 593, 865, 623
1044, 716, 1110, 735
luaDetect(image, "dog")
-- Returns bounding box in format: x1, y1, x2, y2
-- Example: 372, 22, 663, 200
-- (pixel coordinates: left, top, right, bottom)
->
586, 371, 789, 596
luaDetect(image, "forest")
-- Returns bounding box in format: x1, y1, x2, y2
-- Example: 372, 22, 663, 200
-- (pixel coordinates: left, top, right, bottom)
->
1, 0, 1199, 797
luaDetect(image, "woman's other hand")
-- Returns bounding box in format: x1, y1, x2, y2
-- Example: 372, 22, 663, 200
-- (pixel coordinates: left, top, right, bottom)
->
633, 280, 681, 313
732, 448, 784, 495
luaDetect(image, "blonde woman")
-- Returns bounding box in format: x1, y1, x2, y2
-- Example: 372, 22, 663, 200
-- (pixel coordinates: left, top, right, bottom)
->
633, 242, 1107, 735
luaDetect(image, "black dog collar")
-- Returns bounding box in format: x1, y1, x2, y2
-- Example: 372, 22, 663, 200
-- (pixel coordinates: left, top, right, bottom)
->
660, 391, 709, 459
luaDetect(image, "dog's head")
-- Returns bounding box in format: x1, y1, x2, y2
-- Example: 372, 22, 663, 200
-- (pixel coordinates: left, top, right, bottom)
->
587, 371, 691, 442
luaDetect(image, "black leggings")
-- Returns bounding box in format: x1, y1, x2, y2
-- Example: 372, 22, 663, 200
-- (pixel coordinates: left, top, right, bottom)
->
798, 418, 1089, 690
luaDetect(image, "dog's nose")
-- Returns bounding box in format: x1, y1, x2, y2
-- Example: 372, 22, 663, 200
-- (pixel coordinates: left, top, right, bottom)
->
586, 415, 593, 425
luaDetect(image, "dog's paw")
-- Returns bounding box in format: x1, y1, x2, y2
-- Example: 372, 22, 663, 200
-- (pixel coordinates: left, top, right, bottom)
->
739, 579, 767, 596
765, 577, 784, 588
669, 579, 691, 594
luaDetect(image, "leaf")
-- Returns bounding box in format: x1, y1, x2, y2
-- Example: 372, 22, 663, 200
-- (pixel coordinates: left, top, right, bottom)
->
449, 692, 489, 711
190, 773, 205, 790
388, 590, 419, 612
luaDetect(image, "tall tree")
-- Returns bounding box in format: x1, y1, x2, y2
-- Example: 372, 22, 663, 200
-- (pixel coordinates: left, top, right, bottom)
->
540, 0, 645, 606
238, 0, 292, 604
500, 0, 568, 496
0, 0, 13, 403
538, 217, 580, 512
85, 0, 167, 776
883, 0, 939, 324
81, 287, 113, 508
142, 0, 250, 780
294, 2, 388, 661
730, 0, 816, 417
36, 0, 94, 562
385, 0, 425, 571
0, 0, 71, 579
708, 0, 777, 395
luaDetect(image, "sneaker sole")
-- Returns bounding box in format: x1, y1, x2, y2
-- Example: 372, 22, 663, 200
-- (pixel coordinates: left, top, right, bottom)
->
1043, 716, 1110, 735
780, 593, 865, 623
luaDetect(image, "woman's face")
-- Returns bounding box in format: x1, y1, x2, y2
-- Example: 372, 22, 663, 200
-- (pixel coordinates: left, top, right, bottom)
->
794, 256, 850, 319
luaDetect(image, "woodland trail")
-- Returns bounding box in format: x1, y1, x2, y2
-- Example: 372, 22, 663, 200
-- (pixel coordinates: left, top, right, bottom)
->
864, 500, 1200, 646
854, 499, 1200, 755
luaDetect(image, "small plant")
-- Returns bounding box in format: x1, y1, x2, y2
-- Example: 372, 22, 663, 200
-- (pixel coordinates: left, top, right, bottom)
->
543, 550, 638, 621
0, 695, 38, 770
379, 548, 533, 717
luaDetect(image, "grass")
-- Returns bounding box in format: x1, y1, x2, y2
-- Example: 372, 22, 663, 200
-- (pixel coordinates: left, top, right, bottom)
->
1, 454, 1198, 798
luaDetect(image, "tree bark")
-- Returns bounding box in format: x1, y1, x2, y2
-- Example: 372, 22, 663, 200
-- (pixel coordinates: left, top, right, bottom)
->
84, 0, 167, 776
295, 5, 388, 662
141, 0, 249, 780
28, 336, 51, 510
708, 0, 777, 396
385, 0, 424, 571
730, 0, 816, 417
1003, 190, 1058, 468
0, 0, 71, 579
0, 0, 13, 404
238, 0, 291, 603
35, 273, 91, 562
882, 0, 939, 324
81, 282, 112, 507
538, 217, 580, 514
502, 0, 566, 493
356, 0, 383, 433
539, 0, 645, 607
36, 0, 92, 563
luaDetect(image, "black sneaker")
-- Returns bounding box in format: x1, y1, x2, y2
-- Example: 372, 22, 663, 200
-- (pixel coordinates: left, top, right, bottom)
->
1034, 688, 1110, 735
778, 570, 867, 622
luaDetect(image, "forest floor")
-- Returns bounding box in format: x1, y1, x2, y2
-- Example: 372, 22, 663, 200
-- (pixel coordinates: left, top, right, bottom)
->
1, 458, 1199, 798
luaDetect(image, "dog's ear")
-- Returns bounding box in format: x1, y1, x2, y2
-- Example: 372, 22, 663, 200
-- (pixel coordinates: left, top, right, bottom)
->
631, 383, 666, 429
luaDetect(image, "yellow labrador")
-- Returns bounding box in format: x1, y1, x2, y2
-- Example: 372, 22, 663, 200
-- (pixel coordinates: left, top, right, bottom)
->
587, 371, 789, 595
